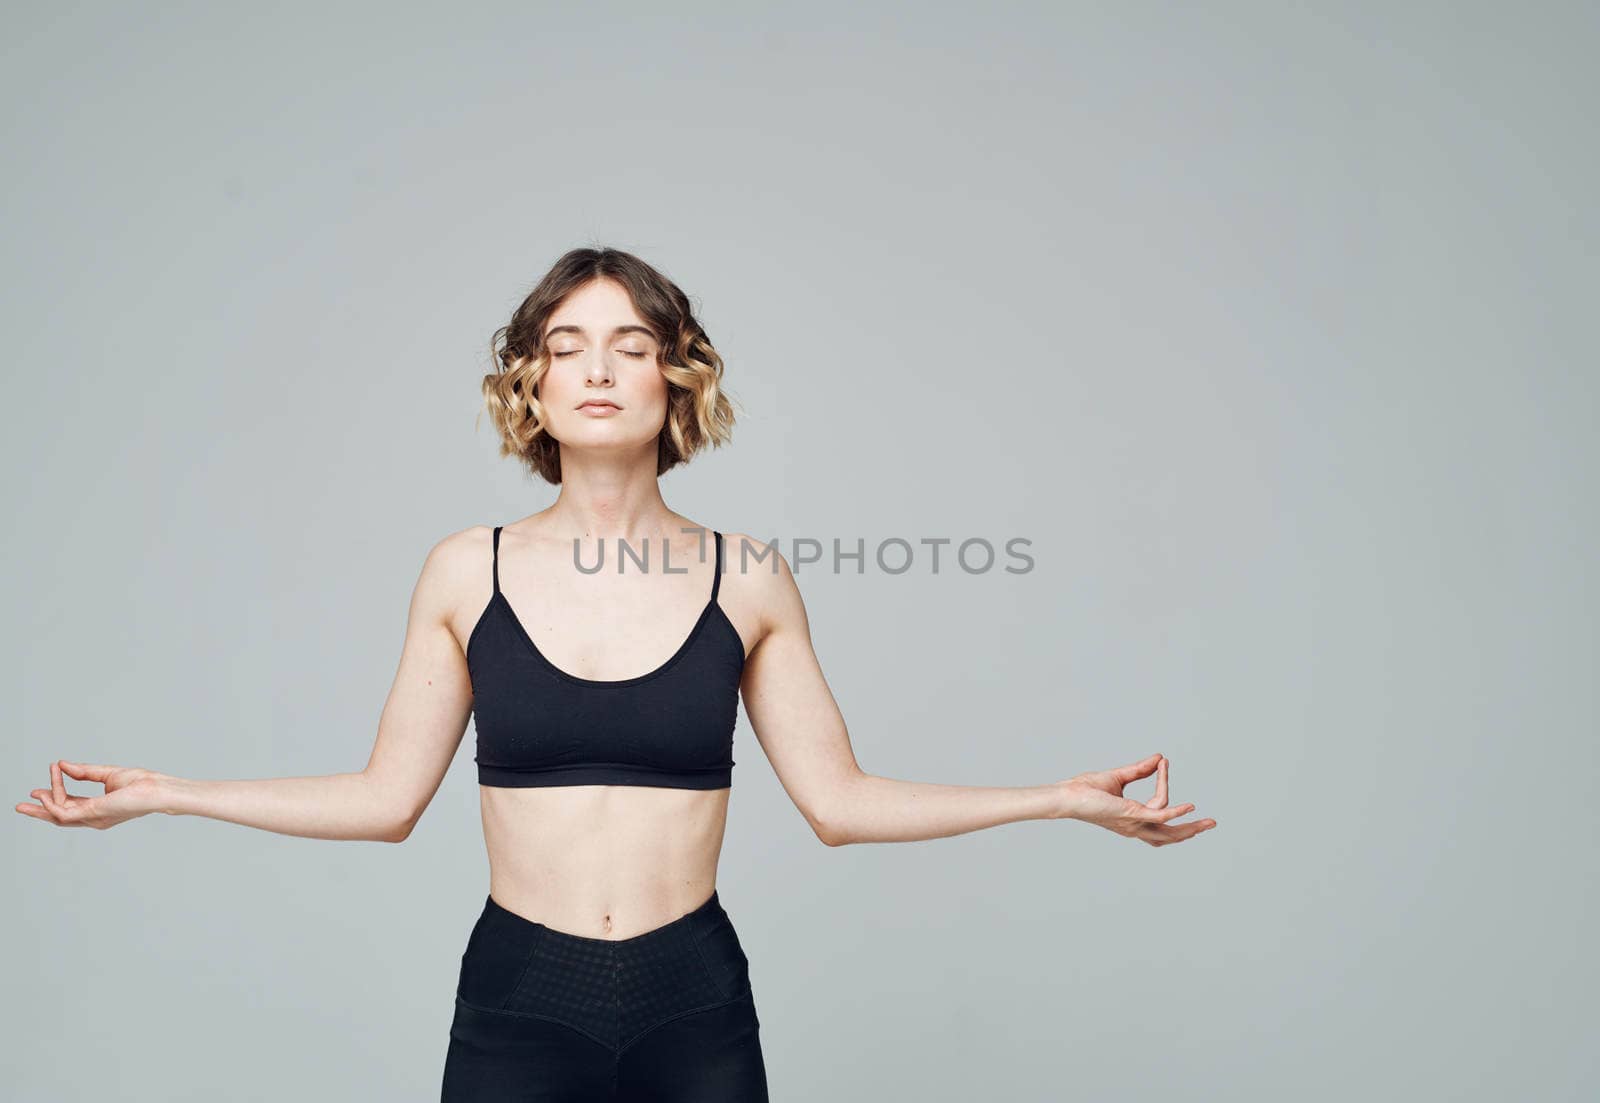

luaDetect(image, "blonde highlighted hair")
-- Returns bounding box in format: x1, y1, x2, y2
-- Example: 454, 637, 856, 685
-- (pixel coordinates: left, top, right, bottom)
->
479, 247, 736, 484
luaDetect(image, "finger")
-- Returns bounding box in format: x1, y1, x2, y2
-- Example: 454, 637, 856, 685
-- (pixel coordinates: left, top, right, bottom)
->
16, 802, 53, 821
59, 761, 113, 784
1112, 754, 1162, 785
1149, 817, 1218, 840
1146, 756, 1169, 809
32, 786, 82, 808
34, 789, 69, 824
40, 786, 91, 825
1137, 802, 1196, 824
1139, 818, 1215, 846
52, 761, 67, 803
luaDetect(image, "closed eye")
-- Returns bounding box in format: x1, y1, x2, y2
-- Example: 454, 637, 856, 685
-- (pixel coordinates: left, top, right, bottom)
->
552, 350, 649, 358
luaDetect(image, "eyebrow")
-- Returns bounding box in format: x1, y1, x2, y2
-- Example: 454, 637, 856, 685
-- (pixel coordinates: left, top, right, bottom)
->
544, 324, 656, 342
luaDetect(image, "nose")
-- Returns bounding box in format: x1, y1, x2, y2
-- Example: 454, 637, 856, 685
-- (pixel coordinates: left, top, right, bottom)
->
584, 352, 615, 385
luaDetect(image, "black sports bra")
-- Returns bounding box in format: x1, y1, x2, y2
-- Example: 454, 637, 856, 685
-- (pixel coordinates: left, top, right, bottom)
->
466, 526, 745, 790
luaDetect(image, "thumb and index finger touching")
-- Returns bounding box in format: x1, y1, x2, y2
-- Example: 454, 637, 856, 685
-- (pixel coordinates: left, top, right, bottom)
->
56, 760, 114, 784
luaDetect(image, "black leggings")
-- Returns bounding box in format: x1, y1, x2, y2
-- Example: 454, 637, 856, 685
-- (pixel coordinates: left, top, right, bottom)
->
441, 890, 769, 1101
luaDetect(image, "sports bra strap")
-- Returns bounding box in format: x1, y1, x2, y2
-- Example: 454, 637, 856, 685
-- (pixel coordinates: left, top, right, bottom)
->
710, 530, 723, 604
491, 525, 502, 595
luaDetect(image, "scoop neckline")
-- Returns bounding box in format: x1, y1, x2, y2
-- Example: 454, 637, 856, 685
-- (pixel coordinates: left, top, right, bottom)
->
489, 589, 721, 687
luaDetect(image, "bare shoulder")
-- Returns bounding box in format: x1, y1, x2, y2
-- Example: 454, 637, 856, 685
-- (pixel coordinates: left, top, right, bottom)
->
719, 531, 809, 641
408, 523, 496, 628
425, 523, 494, 580
719, 531, 794, 588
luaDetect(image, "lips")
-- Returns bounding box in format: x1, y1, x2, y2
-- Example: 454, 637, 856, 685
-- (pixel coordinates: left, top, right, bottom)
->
578, 400, 620, 410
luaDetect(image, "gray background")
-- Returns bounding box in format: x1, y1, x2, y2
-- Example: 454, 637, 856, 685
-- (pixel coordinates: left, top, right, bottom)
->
5, 2, 1594, 1099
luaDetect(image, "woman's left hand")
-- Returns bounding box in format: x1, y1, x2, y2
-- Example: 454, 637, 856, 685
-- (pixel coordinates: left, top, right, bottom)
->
1056, 754, 1216, 847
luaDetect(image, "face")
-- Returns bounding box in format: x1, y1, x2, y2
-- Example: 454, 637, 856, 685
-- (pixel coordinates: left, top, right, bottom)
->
536, 278, 668, 451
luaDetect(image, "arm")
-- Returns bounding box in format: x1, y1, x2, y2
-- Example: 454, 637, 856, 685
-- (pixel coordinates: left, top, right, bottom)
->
733, 537, 1215, 848
18, 528, 482, 844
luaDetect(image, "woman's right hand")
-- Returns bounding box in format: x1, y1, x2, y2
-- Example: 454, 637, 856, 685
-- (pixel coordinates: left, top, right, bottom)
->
15, 760, 171, 830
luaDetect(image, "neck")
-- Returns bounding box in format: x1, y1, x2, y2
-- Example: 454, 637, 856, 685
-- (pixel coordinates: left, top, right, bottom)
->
545, 447, 676, 544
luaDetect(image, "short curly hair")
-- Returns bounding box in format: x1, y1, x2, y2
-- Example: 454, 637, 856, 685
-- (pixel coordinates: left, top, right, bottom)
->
480, 247, 736, 484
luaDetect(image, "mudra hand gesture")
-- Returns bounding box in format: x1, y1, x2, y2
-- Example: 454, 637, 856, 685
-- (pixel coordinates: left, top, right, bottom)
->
16, 761, 169, 831
1059, 754, 1216, 847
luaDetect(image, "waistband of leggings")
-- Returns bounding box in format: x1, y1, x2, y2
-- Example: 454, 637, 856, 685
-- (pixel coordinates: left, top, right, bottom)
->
480, 888, 728, 951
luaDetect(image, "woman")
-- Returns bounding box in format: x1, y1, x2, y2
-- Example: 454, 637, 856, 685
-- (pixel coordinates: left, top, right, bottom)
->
18, 247, 1216, 1100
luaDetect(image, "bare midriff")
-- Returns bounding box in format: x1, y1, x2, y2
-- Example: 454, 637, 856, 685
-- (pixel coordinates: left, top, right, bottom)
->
478, 783, 731, 940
